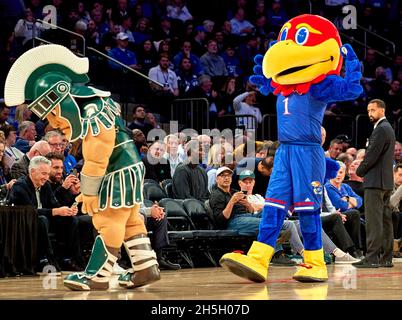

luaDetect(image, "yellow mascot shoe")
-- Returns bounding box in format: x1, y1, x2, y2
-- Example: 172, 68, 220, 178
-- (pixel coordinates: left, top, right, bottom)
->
219, 241, 274, 283
293, 248, 328, 282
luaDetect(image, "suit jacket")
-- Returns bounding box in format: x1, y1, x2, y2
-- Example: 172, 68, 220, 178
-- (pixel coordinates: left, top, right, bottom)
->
10, 175, 60, 219
10, 154, 30, 180
356, 118, 395, 190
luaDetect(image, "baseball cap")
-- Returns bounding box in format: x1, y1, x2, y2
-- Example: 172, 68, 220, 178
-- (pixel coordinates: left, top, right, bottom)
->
216, 166, 233, 176
116, 32, 129, 41
239, 170, 255, 180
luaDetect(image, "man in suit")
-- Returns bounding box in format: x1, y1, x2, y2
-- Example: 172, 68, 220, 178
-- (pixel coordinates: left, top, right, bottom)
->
353, 99, 396, 268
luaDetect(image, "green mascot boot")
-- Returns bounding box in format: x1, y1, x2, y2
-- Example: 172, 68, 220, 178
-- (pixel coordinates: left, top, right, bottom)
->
219, 241, 275, 282
64, 236, 118, 291
293, 248, 328, 282
118, 234, 161, 288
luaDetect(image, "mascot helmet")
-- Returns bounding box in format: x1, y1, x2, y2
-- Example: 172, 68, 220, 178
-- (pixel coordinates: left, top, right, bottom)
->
263, 14, 343, 87
4, 44, 90, 141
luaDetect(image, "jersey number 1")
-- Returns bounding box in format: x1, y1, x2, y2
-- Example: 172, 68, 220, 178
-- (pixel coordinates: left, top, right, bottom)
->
283, 97, 290, 115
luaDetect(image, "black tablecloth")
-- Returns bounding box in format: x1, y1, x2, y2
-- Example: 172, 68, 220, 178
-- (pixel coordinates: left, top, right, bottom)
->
0, 206, 37, 277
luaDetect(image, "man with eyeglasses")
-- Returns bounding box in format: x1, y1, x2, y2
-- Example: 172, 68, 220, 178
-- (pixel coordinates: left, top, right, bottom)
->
43, 131, 65, 155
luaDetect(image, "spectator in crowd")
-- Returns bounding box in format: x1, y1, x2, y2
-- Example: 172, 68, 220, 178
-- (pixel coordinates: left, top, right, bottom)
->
355, 148, 366, 161
209, 167, 298, 265
385, 80, 401, 122
108, 32, 139, 71
163, 134, 184, 177
46, 152, 82, 271
166, 0, 193, 23
266, 0, 288, 34
324, 138, 343, 160
43, 130, 64, 155
232, 155, 273, 196
136, 39, 158, 75
200, 40, 228, 78
206, 142, 234, 191
128, 105, 154, 137
325, 161, 364, 255
337, 152, 354, 178
14, 120, 36, 154
189, 74, 225, 125
10, 156, 78, 273
229, 8, 255, 37
233, 90, 262, 130
14, 8, 43, 51
145, 112, 161, 129
394, 141, 401, 164
0, 104, 11, 127
344, 159, 365, 200
221, 45, 242, 78
133, 18, 152, 47
14, 103, 33, 131
191, 25, 207, 57
354, 99, 396, 268
132, 129, 148, 158
142, 140, 171, 183
390, 163, 402, 257
2, 124, 24, 177
176, 57, 199, 97
10, 140, 51, 179
172, 139, 210, 201
0, 140, 16, 202
139, 203, 181, 270
173, 40, 202, 76
148, 53, 179, 120
346, 147, 357, 160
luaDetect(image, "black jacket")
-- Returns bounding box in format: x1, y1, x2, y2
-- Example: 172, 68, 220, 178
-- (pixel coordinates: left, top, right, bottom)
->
10, 175, 60, 219
356, 119, 395, 190
10, 154, 30, 180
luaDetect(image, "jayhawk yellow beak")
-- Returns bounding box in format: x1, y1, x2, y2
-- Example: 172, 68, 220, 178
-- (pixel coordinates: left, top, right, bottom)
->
263, 39, 341, 85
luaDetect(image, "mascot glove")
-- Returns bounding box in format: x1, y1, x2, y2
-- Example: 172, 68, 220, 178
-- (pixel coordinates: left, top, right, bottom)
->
250, 54, 272, 96
76, 193, 99, 216
340, 44, 358, 61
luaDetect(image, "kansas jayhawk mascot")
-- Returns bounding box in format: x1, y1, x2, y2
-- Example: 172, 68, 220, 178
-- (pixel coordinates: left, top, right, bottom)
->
220, 14, 363, 282
4, 45, 160, 290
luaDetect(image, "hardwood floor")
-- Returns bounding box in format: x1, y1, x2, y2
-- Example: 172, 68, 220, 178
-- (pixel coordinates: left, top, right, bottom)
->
1, 260, 402, 300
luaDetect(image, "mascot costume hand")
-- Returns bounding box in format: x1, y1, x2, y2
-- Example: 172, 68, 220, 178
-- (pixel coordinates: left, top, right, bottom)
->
4, 45, 161, 291
220, 14, 362, 283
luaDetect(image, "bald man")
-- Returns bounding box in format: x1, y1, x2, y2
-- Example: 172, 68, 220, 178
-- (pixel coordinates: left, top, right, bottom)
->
10, 140, 51, 179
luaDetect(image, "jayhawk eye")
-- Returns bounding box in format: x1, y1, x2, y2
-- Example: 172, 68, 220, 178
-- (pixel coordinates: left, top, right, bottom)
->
295, 27, 309, 45
280, 27, 288, 41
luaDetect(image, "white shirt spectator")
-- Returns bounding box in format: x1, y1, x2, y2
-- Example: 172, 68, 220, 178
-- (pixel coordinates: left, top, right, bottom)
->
148, 65, 179, 94
233, 92, 262, 130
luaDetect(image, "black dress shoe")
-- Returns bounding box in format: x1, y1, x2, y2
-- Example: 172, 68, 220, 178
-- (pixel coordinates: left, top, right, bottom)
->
379, 261, 394, 268
352, 259, 379, 268
158, 259, 181, 270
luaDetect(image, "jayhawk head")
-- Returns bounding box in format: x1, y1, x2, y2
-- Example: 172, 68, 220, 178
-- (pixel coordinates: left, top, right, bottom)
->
263, 14, 342, 95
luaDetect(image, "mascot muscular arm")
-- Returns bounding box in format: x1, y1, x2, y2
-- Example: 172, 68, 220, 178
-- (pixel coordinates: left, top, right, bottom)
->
220, 14, 363, 284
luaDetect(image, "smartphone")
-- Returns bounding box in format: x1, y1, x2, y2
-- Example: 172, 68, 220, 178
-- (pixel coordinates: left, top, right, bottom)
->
71, 201, 78, 209
71, 169, 78, 177
242, 190, 248, 195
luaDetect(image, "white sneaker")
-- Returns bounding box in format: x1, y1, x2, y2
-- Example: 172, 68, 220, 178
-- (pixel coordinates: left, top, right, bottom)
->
335, 253, 361, 264
112, 263, 126, 275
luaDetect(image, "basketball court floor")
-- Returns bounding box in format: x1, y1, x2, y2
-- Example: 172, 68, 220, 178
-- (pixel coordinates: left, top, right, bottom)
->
1, 259, 402, 300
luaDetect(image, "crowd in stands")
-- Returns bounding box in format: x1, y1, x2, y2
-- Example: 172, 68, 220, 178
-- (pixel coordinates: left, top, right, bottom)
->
0, 0, 402, 274
0, 0, 401, 127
